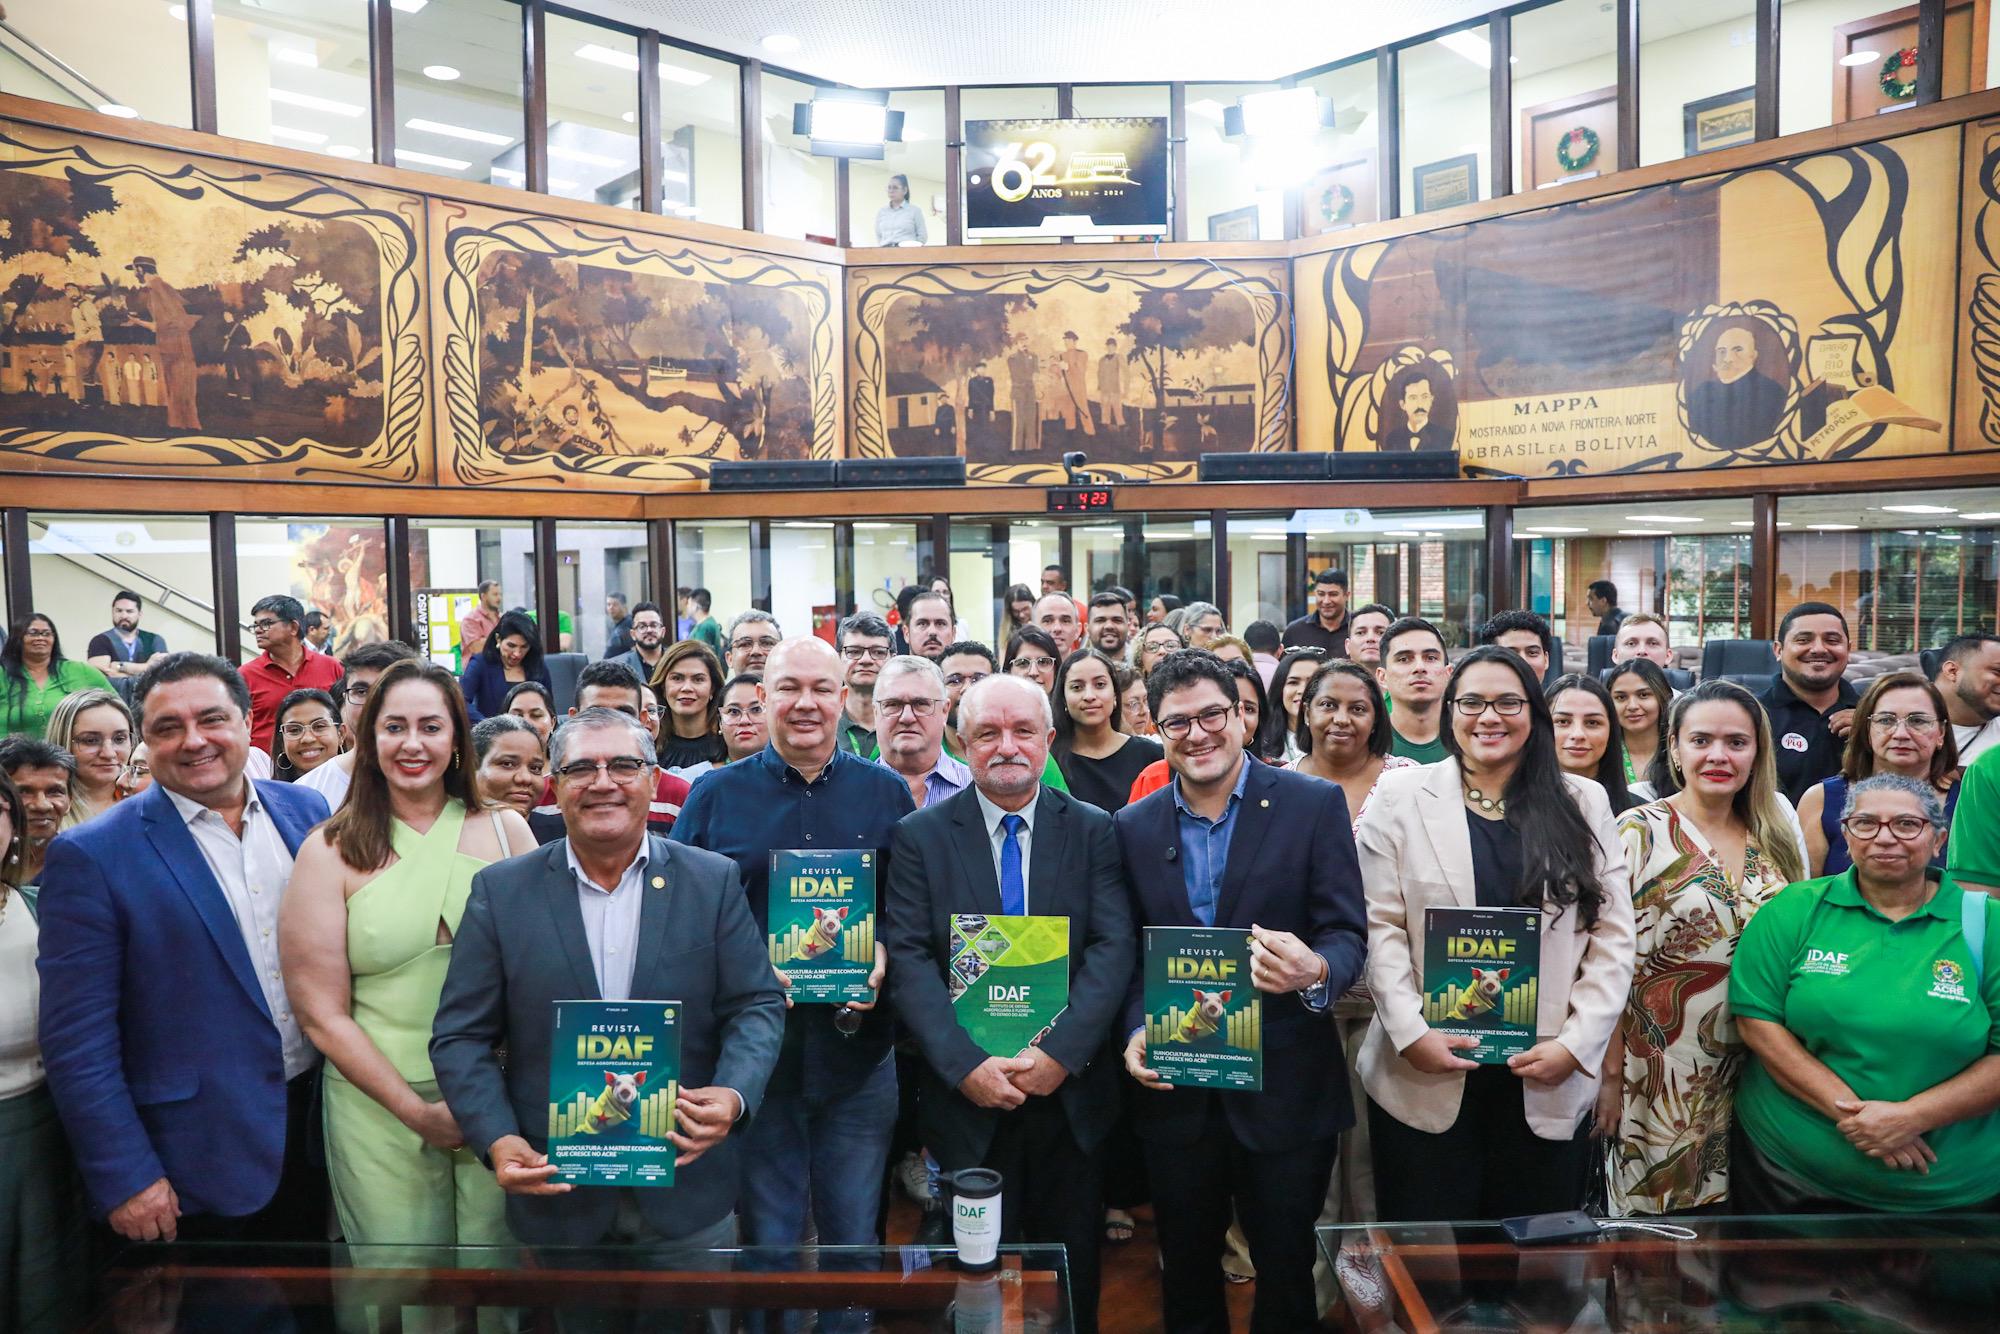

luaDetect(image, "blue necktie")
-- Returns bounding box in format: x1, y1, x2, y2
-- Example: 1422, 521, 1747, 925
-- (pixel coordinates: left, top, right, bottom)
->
1000, 814, 1026, 916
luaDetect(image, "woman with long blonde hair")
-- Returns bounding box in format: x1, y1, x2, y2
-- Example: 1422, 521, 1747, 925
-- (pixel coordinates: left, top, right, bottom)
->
43, 688, 134, 826
1600, 679, 1806, 1215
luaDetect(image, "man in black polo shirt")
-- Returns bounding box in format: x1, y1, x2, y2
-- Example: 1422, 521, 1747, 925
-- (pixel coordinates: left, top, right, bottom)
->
1282, 568, 1350, 656
1758, 601, 1858, 805
1587, 580, 1626, 637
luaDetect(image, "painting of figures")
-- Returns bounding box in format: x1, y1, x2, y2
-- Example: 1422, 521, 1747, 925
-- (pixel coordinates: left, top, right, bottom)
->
850, 260, 1290, 484
0, 121, 428, 481
436, 204, 839, 488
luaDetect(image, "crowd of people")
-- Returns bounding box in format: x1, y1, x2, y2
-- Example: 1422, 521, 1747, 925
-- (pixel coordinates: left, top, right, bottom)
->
7, 570, 2000, 1334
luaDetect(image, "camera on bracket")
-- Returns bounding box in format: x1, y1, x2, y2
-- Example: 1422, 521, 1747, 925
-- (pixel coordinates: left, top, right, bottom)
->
1062, 451, 1100, 486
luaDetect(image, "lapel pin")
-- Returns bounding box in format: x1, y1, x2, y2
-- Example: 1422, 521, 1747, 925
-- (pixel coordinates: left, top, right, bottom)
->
651, 876, 665, 889
1260, 799, 1270, 808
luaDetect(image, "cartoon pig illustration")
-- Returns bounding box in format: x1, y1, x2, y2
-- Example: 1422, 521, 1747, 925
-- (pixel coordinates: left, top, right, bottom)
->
1444, 967, 1509, 1023
789, 904, 849, 961
1172, 988, 1231, 1043
583, 1070, 646, 1133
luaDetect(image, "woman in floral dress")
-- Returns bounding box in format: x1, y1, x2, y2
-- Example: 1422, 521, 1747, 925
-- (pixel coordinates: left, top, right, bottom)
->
1603, 680, 1804, 1215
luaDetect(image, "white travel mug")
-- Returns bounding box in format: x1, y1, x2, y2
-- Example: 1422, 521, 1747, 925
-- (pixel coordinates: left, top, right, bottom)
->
946, 1167, 1004, 1271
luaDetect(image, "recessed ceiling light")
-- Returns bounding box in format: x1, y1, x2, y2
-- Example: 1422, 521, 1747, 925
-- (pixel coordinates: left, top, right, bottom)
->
406, 117, 513, 146
550, 145, 628, 169
269, 125, 330, 145
97, 104, 139, 119
1840, 49, 1882, 67
1437, 29, 1492, 69
271, 88, 364, 117
166, 3, 186, 18
1383, 529, 1422, 537
1623, 513, 1701, 524
1810, 523, 1859, 531
1881, 503, 1957, 514
1961, 511, 2000, 520
1936, 532, 1965, 541
576, 42, 640, 71
1520, 526, 1588, 535
620, 110, 636, 123
395, 147, 472, 170
328, 144, 364, 158
423, 64, 461, 81
1618, 529, 1669, 536
660, 63, 710, 87
762, 34, 801, 55
273, 47, 318, 68
389, 0, 429, 11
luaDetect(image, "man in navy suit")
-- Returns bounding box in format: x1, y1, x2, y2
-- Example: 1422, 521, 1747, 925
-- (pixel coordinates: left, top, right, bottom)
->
38, 652, 332, 1241
1116, 650, 1366, 1334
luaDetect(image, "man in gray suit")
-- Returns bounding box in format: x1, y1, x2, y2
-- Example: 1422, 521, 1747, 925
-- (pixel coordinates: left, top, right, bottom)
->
432, 707, 785, 1265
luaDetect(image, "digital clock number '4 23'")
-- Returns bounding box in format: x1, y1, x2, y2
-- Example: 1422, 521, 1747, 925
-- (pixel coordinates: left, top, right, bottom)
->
990, 142, 1061, 203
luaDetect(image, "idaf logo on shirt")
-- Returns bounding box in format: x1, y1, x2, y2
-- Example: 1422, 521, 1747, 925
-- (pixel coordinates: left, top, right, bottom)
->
1801, 948, 1850, 976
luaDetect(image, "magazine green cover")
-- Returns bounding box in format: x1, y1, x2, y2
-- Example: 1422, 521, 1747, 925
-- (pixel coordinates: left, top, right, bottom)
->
947, 914, 1070, 1056
547, 1000, 681, 1188
1143, 927, 1262, 1091
767, 849, 877, 1002
1423, 905, 1542, 1063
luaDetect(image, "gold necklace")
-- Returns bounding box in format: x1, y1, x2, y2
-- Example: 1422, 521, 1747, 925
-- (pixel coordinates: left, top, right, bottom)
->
1463, 783, 1506, 816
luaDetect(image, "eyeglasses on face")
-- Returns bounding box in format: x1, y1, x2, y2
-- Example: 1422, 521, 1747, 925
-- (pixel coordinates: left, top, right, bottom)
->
878, 697, 940, 718
1009, 656, 1057, 674
552, 756, 650, 784
721, 704, 765, 722
1841, 814, 1935, 841
732, 636, 780, 653
1452, 695, 1529, 717
1156, 703, 1237, 741
279, 719, 339, 739
841, 646, 892, 661
251, 618, 285, 632
20, 627, 54, 639
1867, 712, 1939, 733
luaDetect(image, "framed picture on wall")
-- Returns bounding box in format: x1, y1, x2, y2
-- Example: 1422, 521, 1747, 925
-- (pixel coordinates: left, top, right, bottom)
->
1411, 154, 1479, 214
1208, 205, 1260, 241
1301, 157, 1374, 236
1683, 87, 1756, 156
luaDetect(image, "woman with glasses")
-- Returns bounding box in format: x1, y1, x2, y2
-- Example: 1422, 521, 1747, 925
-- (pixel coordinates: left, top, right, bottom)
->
1799, 671, 1959, 877
269, 687, 344, 783
1054, 649, 1162, 816
1134, 624, 1185, 681
471, 713, 546, 818
649, 639, 728, 775
44, 687, 135, 824
458, 610, 549, 723
1117, 663, 1155, 738
1355, 646, 1634, 1221
1545, 674, 1637, 815
1731, 774, 2000, 1213
719, 672, 769, 765
502, 680, 558, 746
0, 613, 112, 740
1266, 647, 1329, 765
1600, 679, 1804, 1216
1004, 626, 1062, 694
1607, 659, 1675, 798
281, 659, 535, 1247
114, 744, 152, 801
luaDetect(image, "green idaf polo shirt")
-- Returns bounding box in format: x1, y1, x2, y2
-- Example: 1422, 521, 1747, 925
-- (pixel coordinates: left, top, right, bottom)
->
1729, 869, 2000, 1211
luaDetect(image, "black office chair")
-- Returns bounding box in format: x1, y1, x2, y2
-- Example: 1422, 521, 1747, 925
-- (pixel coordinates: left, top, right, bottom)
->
1586, 634, 1616, 677
1547, 639, 1566, 679
1720, 673, 1773, 695
1664, 666, 1696, 691
546, 651, 587, 714
1921, 647, 1944, 679
1701, 638, 1778, 683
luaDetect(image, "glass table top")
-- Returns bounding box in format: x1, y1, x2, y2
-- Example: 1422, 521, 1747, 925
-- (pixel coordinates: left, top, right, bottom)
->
1318, 1215, 2000, 1331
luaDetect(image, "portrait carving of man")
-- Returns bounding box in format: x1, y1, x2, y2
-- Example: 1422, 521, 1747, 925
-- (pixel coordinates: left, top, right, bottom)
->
1687, 324, 1787, 448
1376, 361, 1456, 452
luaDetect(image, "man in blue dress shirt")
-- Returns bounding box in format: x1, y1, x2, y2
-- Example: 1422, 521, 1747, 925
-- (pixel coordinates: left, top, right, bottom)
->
672, 636, 915, 1332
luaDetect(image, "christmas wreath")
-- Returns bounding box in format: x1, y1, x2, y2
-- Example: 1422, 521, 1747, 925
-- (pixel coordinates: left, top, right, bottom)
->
1880, 47, 1918, 101
1555, 125, 1600, 173
1317, 182, 1355, 224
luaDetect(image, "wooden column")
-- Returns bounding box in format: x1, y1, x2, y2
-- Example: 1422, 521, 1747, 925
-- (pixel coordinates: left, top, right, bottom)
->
1211, 509, 1232, 623
741, 59, 764, 232
1, 509, 30, 621
1485, 504, 1514, 615
1754, 0, 1781, 142
833, 521, 856, 617
835, 157, 851, 246
385, 517, 415, 649
1169, 82, 1190, 241
945, 86, 964, 244
210, 513, 241, 661
1377, 47, 1401, 218
748, 518, 773, 613
533, 517, 560, 654
930, 513, 952, 587
1750, 492, 1779, 641
1916, 0, 1947, 105
368, 0, 397, 166
522, 0, 549, 194
1616, 0, 1640, 170
1488, 12, 1513, 198
638, 31, 664, 213
187, 0, 218, 134
1285, 532, 1308, 624
648, 519, 676, 611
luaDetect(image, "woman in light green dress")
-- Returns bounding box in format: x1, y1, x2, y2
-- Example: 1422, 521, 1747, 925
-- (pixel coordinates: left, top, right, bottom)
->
282, 659, 536, 1246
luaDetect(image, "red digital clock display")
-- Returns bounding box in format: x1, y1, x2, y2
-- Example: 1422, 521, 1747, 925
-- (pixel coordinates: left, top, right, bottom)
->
1048, 486, 1115, 513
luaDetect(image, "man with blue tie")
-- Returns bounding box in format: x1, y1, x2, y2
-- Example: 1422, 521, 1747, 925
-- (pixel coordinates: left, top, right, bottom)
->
38, 653, 332, 1241
885, 675, 1135, 1334
1116, 650, 1366, 1334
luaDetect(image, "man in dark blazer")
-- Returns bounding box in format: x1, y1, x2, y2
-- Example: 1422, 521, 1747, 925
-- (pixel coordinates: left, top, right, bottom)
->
431, 708, 785, 1255
38, 653, 332, 1240
885, 674, 1134, 1334
1116, 650, 1366, 1334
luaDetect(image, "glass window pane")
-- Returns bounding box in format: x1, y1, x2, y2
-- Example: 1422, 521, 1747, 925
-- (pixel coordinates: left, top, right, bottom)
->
960, 87, 1059, 245
1299, 61, 1380, 234
1640, 0, 1756, 168
555, 521, 648, 660
761, 70, 837, 242
770, 521, 836, 642
409, 518, 532, 669
236, 517, 389, 664
849, 90, 945, 247
1511, 0, 1619, 193
213, 0, 372, 161
1068, 86, 1171, 244
1142, 515, 1212, 611
1781, 0, 1979, 133
855, 520, 919, 620
1513, 498, 1755, 651
1185, 83, 1286, 240
1298, 508, 1488, 645
1778, 488, 2000, 654
946, 522, 999, 648
1228, 512, 1293, 629
5, 0, 190, 126
392, 0, 525, 189
659, 44, 742, 228
1400, 31, 1492, 213
675, 521, 753, 640
28, 512, 216, 663
543, 13, 640, 209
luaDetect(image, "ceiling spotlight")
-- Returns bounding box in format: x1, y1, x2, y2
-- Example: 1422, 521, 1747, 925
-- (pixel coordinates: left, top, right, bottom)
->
97, 104, 140, 119
762, 34, 802, 55
1881, 503, 1957, 514
423, 64, 461, 81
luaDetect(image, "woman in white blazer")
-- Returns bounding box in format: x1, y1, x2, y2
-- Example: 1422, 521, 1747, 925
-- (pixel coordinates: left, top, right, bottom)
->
1356, 645, 1635, 1221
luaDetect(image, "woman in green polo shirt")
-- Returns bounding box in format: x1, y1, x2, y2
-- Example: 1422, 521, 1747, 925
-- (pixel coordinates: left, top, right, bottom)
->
1731, 773, 2000, 1212
0, 614, 111, 741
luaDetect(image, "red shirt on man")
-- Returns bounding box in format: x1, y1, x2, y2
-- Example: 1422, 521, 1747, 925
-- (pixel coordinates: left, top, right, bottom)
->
241, 649, 344, 752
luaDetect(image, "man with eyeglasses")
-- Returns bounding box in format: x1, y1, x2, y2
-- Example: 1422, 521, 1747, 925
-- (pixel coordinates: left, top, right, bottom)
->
607, 600, 671, 684
432, 707, 783, 1285
525, 660, 691, 846
1115, 650, 1366, 1334
941, 640, 1072, 794
873, 655, 970, 810
240, 594, 344, 755
835, 613, 895, 757
671, 637, 916, 1333
296, 639, 419, 810
725, 610, 783, 678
